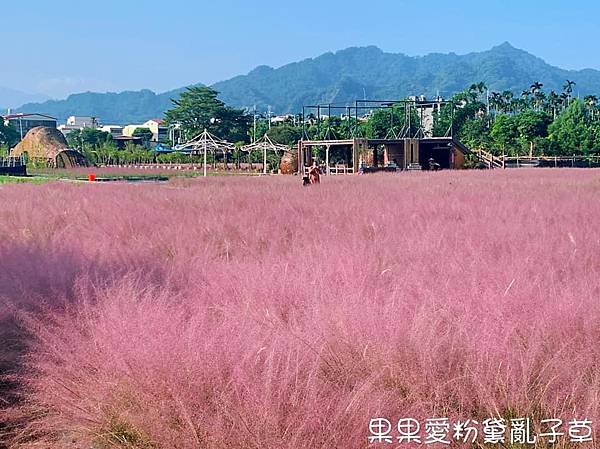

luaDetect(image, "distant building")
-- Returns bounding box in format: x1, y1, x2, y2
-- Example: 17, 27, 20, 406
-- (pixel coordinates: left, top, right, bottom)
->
58, 115, 98, 136
2, 113, 57, 141
144, 119, 168, 142
67, 116, 99, 127
112, 135, 144, 149
99, 125, 124, 138
122, 119, 168, 142
270, 114, 294, 124
412, 96, 445, 137
58, 116, 101, 136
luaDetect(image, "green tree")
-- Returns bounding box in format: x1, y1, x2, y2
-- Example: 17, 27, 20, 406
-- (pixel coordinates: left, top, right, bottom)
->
366, 105, 419, 139
265, 124, 301, 146
515, 110, 551, 155
67, 128, 112, 150
132, 127, 154, 147
164, 86, 250, 143
457, 118, 491, 149
491, 115, 518, 155
252, 119, 269, 142
433, 87, 487, 138
93, 140, 120, 165
0, 122, 19, 148
548, 99, 594, 155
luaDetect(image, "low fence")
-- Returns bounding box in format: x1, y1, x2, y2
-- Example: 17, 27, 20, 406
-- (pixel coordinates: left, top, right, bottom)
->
502, 155, 600, 168
303, 164, 355, 175
475, 150, 600, 169
99, 162, 265, 171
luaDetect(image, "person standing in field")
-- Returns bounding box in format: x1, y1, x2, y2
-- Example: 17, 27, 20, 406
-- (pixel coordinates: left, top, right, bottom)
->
428, 157, 441, 171
308, 160, 321, 184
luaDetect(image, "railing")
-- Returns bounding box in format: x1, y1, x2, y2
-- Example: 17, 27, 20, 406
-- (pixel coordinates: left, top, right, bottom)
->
0, 156, 26, 167
303, 164, 355, 175
476, 149, 503, 169
328, 164, 354, 175
503, 155, 600, 168
0, 156, 27, 176
475, 152, 600, 169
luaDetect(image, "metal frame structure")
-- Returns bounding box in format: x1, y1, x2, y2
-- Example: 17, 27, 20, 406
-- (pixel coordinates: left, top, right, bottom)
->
298, 98, 460, 175
176, 129, 235, 177
300, 98, 455, 141
241, 134, 289, 174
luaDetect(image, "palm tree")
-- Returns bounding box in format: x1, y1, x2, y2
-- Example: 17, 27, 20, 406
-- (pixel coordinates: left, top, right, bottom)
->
467, 82, 487, 102
501, 90, 514, 114
468, 84, 479, 102
530, 82, 544, 111
563, 80, 576, 105
530, 81, 544, 94
560, 92, 570, 110
521, 90, 533, 111
489, 91, 503, 116
547, 91, 561, 119
584, 95, 598, 120
535, 91, 546, 113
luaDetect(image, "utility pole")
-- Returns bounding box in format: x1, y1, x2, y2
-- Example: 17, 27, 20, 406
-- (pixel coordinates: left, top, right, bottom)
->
203, 129, 207, 178
253, 105, 257, 143
267, 105, 272, 130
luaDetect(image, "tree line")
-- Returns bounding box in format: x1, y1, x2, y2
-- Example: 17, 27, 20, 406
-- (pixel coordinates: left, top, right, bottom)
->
164, 83, 600, 158
3, 82, 599, 162
436, 81, 600, 156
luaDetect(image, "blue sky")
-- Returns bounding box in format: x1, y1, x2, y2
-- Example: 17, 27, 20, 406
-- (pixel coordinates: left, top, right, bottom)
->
2, 0, 599, 99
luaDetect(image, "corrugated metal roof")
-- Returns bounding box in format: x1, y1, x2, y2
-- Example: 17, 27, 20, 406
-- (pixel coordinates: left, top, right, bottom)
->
2, 113, 57, 121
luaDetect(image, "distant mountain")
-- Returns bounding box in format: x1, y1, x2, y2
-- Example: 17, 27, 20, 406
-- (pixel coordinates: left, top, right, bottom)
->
17, 88, 191, 125
16, 43, 600, 123
0, 86, 49, 110
213, 43, 600, 111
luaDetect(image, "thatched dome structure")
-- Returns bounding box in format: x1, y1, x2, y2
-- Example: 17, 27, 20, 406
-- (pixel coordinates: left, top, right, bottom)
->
11, 127, 87, 168
279, 150, 298, 174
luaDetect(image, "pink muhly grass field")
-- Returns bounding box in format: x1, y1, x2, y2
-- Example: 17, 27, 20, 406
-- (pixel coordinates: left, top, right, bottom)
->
0, 170, 599, 448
